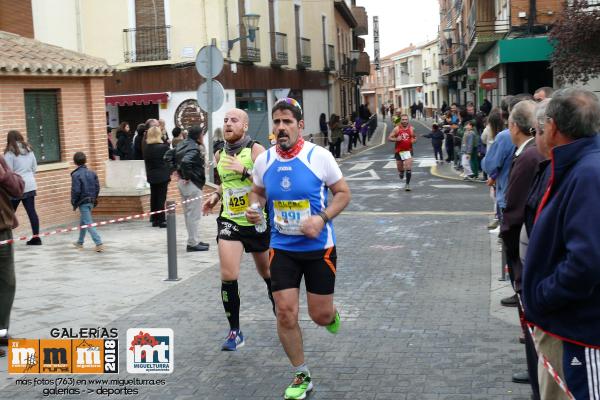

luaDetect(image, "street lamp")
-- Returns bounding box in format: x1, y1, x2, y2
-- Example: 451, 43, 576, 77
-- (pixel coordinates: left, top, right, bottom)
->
228, 13, 260, 50
349, 50, 361, 110
443, 27, 454, 47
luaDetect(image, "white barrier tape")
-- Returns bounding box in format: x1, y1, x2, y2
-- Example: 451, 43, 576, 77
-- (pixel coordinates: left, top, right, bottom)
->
0, 192, 214, 246
518, 296, 575, 400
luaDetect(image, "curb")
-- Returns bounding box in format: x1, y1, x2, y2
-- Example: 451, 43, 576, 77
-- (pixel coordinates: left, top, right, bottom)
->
338, 120, 389, 162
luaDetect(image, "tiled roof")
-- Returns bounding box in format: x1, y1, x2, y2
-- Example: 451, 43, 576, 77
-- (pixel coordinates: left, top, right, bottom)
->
0, 30, 112, 77
382, 45, 417, 60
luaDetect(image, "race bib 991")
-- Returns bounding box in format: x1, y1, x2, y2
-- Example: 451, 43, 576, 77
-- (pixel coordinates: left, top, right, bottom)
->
272, 199, 311, 235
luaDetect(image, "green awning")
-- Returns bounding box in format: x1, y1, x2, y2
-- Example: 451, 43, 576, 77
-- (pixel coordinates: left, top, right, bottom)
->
498, 37, 554, 63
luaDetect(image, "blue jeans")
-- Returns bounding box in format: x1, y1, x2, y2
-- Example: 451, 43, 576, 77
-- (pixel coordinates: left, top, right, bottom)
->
78, 203, 102, 245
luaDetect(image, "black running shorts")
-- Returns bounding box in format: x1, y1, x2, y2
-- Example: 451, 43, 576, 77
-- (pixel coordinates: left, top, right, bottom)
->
216, 217, 270, 253
269, 247, 337, 295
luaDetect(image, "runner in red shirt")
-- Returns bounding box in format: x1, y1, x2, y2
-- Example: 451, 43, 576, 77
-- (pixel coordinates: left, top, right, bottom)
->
388, 114, 416, 191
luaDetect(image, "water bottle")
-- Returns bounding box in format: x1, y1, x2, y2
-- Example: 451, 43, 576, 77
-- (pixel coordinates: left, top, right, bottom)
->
251, 203, 267, 233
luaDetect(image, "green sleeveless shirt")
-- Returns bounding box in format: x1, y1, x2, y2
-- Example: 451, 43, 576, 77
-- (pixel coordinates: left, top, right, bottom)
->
217, 146, 255, 226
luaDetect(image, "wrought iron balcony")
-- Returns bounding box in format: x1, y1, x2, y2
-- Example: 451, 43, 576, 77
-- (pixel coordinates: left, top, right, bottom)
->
270, 32, 288, 66
123, 25, 171, 63
351, 6, 368, 36
454, 0, 463, 14
467, 0, 509, 46
297, 37, 311, 69
355, 51, 370, 76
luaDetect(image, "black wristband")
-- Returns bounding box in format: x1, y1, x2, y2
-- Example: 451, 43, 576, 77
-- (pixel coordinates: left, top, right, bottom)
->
241, 167, 250, 180
318, 211, 330, 224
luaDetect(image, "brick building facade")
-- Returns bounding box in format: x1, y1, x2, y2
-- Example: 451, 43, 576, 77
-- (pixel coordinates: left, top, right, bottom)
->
0, 31, 112, 235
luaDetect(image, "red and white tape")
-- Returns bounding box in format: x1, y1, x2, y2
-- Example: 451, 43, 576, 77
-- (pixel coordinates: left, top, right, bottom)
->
518, 296, 575, 400
0, 193, 213, 246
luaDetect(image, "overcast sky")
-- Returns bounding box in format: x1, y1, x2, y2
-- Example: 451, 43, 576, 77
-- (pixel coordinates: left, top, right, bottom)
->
355, 0, 440, 58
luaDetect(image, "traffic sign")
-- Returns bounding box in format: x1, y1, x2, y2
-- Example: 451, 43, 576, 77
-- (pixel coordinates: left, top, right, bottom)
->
197, 80, 224, 112
480, 70, 499, 91
195, 45, 223, 79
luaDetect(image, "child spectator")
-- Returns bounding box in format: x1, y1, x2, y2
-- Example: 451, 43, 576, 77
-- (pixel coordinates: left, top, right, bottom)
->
460, 121, 476, 179
342, 117, 354, 155
171, 127, 184, 148
71, 152, 103, 252
423, 123, 445, 162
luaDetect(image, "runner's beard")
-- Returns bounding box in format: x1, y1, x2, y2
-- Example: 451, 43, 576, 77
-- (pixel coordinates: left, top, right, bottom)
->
277, 131, 293, 150
224, 129, 244, 143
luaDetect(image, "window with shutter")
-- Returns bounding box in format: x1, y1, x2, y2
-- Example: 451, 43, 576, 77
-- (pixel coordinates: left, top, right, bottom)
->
24, 90, 61, 164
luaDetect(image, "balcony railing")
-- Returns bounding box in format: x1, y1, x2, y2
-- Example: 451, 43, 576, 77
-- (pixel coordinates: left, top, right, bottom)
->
270, 32, 288, 66
340, 59, 350, 77
454, 0, 463, 14
123, 25, 171, 63
355, 51, 370, 76
467, 0, 509, 46
452, 47, 466, 69
324, 44, 335, 71
351, 6, 369, 36
239, 25, 261, 63
446, 8, 453, 28
297, 37, 311, 69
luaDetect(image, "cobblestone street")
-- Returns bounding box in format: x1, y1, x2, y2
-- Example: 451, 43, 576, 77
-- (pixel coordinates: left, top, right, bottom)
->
0, 122, 532, 399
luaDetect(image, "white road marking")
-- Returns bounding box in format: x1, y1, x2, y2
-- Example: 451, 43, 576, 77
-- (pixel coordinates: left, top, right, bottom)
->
430, 184, 475, 189
418, 159, 437, 168
349, 162, 374, 171
345, 169, 381, 181
381, 158, 436, 168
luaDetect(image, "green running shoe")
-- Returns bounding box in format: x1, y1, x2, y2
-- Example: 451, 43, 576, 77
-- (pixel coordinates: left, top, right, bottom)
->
325, 310, 340, 334
284, 372, 313, 399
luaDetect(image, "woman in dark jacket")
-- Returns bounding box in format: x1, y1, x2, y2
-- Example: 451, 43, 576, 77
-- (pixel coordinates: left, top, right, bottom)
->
115, 122, 133, 160
319, 113, 328, 147
132, 123, 146, 160
143, 126, 171, 227
328, 114, 343, 159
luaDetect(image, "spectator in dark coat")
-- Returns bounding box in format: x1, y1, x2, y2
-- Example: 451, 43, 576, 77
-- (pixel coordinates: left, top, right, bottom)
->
328, 114, 343, 158
480, 98, 492, 116
144, 127, 171, 228
132, 123, 146, 160
523, 89, 600, 400
107, 127, 116, 160
115, 122, 133, 160
71, 152, 103, 252
367, 113, 378, 141
319, 113, 328, 147
0, 153, 24, 354
500, 100, 545, 398
410, 102, 417, 119
423, 123, 445, 162
171, 127, 184, 148
441, 101, 449, 114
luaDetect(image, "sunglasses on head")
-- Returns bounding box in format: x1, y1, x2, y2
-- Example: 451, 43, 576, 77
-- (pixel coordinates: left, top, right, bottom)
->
275, 97, 303, 115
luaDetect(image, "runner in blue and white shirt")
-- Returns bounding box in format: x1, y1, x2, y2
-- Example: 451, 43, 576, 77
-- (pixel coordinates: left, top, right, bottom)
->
246, 98, 351, 400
